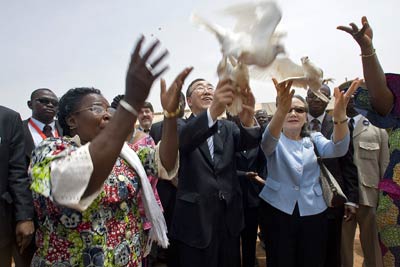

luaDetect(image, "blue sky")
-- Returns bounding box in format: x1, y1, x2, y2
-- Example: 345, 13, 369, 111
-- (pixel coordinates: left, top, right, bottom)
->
1, 0, 398, 118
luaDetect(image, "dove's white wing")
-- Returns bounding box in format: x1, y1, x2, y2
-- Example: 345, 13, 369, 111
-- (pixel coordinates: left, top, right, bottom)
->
222, 2, 259, 32
280, 77, 308, 89
191, 14, 227, 45
249, 56, 302, 81
270, 56, 304, 81
251, 2, 282, 45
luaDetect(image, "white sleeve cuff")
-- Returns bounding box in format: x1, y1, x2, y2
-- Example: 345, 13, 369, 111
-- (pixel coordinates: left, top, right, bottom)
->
207, 108, 217, 128
345, 202, 359, 208
155, 142, 179, 180
50, 143, 101, 211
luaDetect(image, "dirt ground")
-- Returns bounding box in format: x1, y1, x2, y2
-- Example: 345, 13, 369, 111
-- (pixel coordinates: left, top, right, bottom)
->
255, 227, 364, 267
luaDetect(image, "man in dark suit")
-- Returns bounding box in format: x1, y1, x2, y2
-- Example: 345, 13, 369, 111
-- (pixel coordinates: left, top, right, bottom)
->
0, 105, 35, 267
306, 85, 359, 267
170, 78, 261, 267
20, 88, 60, 266
149, 92, 186, 267
23, 88, 61, 164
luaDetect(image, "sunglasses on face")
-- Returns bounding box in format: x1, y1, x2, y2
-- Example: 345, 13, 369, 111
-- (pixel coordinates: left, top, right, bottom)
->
35, 98, 59, 106
74, 105, 115, 115
288, 107, 307, 114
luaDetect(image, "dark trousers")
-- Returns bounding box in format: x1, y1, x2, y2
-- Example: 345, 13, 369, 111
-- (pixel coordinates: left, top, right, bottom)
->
0, 244, 12, 267
241, 206, 259, 267
323, 206, 344, 267
261, 201, 328, 267
176, 200, 241, 267
12, 241, 35, 267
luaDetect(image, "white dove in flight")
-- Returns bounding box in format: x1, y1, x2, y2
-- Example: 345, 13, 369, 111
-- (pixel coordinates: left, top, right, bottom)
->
261, 56, 333, 102
192, 0, 285, 68
217, 56, 250, 115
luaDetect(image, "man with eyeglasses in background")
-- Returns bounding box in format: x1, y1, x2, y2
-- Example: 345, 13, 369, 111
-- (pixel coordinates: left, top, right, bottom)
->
19, 88, 62, 266
170, 78, 261, 267
306, 85, 359, 267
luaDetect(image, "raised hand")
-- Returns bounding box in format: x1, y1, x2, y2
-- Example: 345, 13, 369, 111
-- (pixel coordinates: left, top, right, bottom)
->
337, 16, 373, 51
273, 78, 294, 114
125, 36, 169, 111
333, 78, 361, 120
161, 67, 193, 115
239, 87, 256, 127
209, 79, 235, 120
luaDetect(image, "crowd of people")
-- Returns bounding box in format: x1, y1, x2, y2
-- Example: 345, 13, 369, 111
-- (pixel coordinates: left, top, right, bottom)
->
0, 16, 398, 267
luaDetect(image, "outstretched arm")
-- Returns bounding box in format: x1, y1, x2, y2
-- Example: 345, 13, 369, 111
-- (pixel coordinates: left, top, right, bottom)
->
337, 16, 393, 115
159, 67, 193, 171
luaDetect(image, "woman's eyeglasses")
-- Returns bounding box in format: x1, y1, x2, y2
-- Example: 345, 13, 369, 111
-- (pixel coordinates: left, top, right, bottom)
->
74, 105, 115, 115
288, 107, 307, 114
35, 98, 59, 107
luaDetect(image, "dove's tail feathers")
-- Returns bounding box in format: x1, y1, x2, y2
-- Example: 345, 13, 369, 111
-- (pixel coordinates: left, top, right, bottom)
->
191, 14, 225, 43
322, 78, 335, 85
226, 96, 243, 116
312, 90, 330, 103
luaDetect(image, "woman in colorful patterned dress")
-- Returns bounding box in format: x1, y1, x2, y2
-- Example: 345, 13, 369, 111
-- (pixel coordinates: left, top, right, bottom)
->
338, 17, 400, 266
29, 36, 193, 267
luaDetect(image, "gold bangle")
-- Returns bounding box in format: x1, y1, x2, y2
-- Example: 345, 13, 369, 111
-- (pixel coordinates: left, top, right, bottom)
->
360, 48, 376, 58
163, 106, 181, 118
333, 118, 348, 125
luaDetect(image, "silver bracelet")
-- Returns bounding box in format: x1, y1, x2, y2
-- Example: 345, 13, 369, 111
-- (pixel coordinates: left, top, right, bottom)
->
119, 99, 138, 116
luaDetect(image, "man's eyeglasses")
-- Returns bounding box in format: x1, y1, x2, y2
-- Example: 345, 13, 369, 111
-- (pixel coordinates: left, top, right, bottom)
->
288, 107, 307, 114
189, 86, 214, 96
74, 105, 115, 115
35, 98, 59, 107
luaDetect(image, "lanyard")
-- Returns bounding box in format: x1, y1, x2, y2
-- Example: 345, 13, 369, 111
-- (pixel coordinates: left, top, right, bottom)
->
29, 119, 59, 140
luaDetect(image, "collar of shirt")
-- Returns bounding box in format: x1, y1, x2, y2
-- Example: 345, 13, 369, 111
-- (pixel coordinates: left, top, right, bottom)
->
350, 114, 363, 128
307, 112, 326, 125
30, 117, 56, 130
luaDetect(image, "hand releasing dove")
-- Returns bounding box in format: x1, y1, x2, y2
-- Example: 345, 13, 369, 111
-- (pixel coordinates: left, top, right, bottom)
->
266, 56, 333, 102
217, 56, 250, 115
192, 0, 285, 68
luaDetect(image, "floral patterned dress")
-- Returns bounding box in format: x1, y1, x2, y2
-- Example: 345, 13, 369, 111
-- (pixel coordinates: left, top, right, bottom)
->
29, 136, 162, 267
353, 73, 400, 267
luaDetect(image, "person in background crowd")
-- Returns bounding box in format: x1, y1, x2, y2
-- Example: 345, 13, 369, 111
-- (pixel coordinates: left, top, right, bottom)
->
19, 88, 61, 266
306, 85, 359, 267
340, 80, 388, 267
149, 92, 186, 267
255, 109, 270, 129
227, 112, 266, 267
338, 16, 400, 266
138, 102, 154, 133
259, 78, 360, 267
0, 105, 34, 267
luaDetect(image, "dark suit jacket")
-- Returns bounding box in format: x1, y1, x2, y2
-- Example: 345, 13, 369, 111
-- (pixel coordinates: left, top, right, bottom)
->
320, 113, 359, 204
22, 118, 63, 165
0, 106, 34, 247
236, 146, 266, 208
170, 112, 261, 248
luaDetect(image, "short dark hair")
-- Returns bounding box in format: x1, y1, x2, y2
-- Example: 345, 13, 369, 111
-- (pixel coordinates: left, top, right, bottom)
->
30, 88, 54, 100
142, 101, 154, 112
186, 78, 206, 98
58, 87, 102, 136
